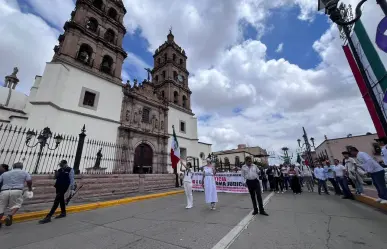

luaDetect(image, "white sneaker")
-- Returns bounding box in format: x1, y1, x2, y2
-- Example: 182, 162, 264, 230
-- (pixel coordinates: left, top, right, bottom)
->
281, 192, 284, 194
380, 200, 387, 204
277, 191, 280, 194
376, 198, 382, 202
186, 206, 193, 209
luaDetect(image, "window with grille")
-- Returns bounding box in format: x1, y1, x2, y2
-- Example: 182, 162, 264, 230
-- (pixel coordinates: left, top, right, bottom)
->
83, 91, 96, 107
142, 107, 150, 123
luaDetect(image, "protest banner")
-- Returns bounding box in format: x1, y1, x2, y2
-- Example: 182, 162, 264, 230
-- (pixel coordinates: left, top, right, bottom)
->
191, 172, 248, 193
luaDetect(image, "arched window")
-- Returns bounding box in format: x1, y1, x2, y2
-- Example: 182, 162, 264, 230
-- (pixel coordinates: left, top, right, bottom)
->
100, 55, 113, 74
164, 53, 167, 62
173, 71, 178, 81
173, 91, 179, 104
179, 59, 183, 65
92, 0, 103, 10
108, 8, 117, 20
235, 156, 240, 167
157, 58, 161, 65
200, 152, 205, 159
104, 29, 115, 43
77, 44, 93, 64
162, 71, 166, 79
86, 18, 98, 32
173, 54, 176, 61
161, 90, 165, 97
155, 75, 159, 83
182, 95, 187, 108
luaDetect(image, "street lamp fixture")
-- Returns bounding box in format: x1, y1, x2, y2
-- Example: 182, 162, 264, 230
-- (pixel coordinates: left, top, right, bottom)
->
310, 137, 315, 148
297, 127, 315, 168
25, 127, 63, 174
318, 0, 369, 25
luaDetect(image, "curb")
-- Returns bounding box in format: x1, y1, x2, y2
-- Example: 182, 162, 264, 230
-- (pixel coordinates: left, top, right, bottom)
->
9, 189, 184, 224
327, 185, 387, 212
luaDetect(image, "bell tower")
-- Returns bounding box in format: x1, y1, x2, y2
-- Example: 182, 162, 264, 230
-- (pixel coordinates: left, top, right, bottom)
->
52, 0, 127, 84
152, 30, 192, 112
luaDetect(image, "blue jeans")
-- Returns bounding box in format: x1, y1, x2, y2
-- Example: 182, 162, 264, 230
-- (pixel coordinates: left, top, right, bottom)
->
354, 178, 363, 194
336, 177, 353, 198
283, 176, 290, 190
370, 170, 387, 200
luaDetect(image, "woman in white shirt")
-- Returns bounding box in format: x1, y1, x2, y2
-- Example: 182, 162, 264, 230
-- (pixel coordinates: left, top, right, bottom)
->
180, 161, 193, 209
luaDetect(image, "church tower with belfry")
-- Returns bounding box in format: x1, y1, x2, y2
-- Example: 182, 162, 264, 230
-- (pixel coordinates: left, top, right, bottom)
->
152, 29, 192, 113
26, 0, 128, 142
150, 29, 212, 173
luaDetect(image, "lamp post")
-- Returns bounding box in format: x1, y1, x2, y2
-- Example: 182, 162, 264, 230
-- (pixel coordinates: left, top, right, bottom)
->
318, 1, 387, 136
297, 127, 315, 168
26, 127, 63, 174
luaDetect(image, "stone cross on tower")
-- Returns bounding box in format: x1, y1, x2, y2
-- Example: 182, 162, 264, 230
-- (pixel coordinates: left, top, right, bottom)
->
4, 67, 19, 89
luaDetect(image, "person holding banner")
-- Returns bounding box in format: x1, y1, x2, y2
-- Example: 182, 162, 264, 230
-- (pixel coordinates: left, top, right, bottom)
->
202, 158, 218, 210
180, 161, 193, 209
241, 157, 269, 216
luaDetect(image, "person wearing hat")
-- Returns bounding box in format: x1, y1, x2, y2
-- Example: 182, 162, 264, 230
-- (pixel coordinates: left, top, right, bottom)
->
349, 147, 387, 204
39, 159, 75, 224
342, 151, 364, 195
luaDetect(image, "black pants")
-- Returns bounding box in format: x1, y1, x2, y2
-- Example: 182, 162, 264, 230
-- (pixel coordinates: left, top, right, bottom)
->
246, 179, 264, 212
48, 187, 69, 217
268, 175, 274, 190
328, 178, 342, 195
262, 179, 268, 191
274, 177, 283, 192
318, 180, 329, 194
291, 176, 302, 194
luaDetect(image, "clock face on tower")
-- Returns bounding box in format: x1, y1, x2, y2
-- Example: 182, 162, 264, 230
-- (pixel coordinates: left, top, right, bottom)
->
177, 75, 183, 83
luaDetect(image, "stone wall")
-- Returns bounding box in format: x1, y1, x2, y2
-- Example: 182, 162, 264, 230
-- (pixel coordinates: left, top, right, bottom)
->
24, 174, 176, 206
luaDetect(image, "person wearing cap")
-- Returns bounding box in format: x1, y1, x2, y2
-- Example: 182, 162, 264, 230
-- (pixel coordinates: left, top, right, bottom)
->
349, 147, 387, 204
0, 162, 32, 228
202, 158, 218, 210
241, 156, 269, 216
39, 159, 75, 224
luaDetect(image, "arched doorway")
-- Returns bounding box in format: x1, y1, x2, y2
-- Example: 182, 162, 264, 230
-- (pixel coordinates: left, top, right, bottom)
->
133, 143, 153, 174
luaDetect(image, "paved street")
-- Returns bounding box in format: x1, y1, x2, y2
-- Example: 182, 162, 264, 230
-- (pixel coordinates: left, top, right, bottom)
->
1, 191, 387, 249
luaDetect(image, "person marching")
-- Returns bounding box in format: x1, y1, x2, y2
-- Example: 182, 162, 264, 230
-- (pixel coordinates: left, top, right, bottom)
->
301, 163, 314, 192
289, 165, 302, 194
180, 161, 193, 209
39, 160, 75, 224
241, 157, 269, 216
202, 158, 218, 210
0, 162, 32, 228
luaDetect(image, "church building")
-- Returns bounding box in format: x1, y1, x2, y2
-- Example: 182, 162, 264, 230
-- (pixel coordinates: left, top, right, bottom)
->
0, 0, 211, 174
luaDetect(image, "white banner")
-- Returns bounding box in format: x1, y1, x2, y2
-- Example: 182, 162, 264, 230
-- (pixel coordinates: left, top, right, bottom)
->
192, 172, 248, 193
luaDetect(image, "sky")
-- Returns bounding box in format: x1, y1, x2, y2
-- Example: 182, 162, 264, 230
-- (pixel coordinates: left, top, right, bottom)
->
1, 0, 386, 164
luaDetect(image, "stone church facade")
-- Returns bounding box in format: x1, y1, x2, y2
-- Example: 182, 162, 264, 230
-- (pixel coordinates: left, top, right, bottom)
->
0, 0, 211, 174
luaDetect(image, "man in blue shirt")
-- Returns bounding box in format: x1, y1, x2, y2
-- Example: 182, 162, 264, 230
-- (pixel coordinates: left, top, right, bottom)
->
39, 160, 75, 224
324, 161, 342, 195
314, 163, 329, 195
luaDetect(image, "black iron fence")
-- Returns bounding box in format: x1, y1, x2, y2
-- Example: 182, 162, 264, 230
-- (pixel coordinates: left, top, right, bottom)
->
0, 124, 130, 174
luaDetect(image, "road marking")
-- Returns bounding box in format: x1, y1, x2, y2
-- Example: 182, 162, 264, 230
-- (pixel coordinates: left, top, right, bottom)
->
211, 192, 275, 249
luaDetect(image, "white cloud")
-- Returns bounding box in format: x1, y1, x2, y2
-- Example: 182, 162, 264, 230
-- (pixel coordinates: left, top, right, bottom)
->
275, 43, 284, 53
0, 0, 385, 160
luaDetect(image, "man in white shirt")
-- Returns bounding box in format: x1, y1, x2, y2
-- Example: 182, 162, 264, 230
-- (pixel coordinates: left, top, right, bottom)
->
349, 147, 387, 203
333, 159, 354, 200
314, 163, 329, 195
241, 157, 268, 216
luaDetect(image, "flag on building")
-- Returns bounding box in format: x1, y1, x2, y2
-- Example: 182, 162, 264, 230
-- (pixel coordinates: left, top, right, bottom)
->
342, 19, 387, 137
170, 126, 180, 169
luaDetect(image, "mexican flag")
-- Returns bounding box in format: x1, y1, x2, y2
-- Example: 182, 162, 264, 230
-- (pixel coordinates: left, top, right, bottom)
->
342, 19, 387, 137
170, 126, 180, 169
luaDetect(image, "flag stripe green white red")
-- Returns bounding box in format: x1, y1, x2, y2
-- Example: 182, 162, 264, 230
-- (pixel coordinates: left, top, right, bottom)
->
170, 126, 180, 169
